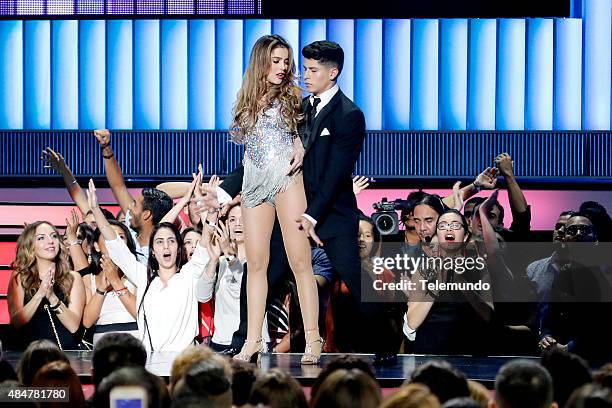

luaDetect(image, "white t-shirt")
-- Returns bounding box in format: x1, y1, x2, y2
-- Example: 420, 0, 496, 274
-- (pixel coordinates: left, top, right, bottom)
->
105, 235, 209, 351
196, 257, 269, 345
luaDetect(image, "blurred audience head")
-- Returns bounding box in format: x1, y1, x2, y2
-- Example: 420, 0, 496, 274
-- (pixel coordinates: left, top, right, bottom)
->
409, 361, 470, 404
594, 363, 612, 389
32, 360, 85, 408
443, 397, 481, 408
311, 354, 376, 398
17, 340, 68, 386
565, 383, 612, 408
172, 355, 232, 407
311, 368, 381, 408
94, 366, 169, 408
467, 380, 490, 408
379, 383, 441, 408
92, 332, 147, 387
493, 360, 555, 408
230, 359, 257, 408
248, 368, 307, 408
540, 348, 592, 407
169, 345, 214, 393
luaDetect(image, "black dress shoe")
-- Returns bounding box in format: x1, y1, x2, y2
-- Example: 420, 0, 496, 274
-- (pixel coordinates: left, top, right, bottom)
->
373, 352, 398, 366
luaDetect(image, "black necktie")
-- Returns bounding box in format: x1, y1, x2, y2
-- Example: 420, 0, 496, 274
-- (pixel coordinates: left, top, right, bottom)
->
307, 97, 321, 130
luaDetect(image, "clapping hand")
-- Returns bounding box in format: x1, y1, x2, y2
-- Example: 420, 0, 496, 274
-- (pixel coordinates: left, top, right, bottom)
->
65, 209, 80, 243
474, 167, 499, 190
495, 152, 515, 178
451, 181, 464, 211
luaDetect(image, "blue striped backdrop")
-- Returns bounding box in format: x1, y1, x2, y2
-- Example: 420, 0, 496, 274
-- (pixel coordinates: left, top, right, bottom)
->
0, 2, 611, 131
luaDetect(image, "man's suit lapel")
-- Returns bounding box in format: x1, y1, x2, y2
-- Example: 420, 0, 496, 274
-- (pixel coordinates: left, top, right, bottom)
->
303, 91, 342, 152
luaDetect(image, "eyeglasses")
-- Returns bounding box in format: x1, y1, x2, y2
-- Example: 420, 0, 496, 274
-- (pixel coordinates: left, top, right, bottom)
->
437, 222, 464, 231
565, 225, 594, 236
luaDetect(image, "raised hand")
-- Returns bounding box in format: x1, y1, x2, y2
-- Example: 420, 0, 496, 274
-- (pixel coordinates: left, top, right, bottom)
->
87, 179, 99, 210
65, 209, 80, 243
215, 220, 236, 257
352, 175, 370, 196
474, 167, 499, 190
495, 152, 514, 178
93, 129, 111, 147
41, 147, 69, 175
451, 181, 464, 211
206, 233, 222, 261
481, 189, 500, 213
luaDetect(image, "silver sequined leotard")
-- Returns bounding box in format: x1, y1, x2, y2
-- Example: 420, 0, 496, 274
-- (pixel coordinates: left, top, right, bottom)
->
239, 100, 296, 208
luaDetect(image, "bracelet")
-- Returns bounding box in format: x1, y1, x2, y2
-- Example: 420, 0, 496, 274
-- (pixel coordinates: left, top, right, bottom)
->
206, 220, 217, 227
49, 300, 61, 310
96, 288, 107, 296
103, 153, 114, 160
100, 142, 110, 149
472, 182, 482, 192
70, 179, 78, 185
69, 240, 80, 247
207, 208, 219, 214
115, 287, 129, 297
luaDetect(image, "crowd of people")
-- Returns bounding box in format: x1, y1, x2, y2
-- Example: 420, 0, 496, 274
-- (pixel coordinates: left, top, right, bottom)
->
1, 336, 611, 408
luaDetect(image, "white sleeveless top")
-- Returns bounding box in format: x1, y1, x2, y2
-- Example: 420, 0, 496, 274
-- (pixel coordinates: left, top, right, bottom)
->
90, 274, 138, 344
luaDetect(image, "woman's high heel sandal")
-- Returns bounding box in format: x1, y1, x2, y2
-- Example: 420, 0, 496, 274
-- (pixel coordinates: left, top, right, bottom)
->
233, 339, 267, 364
301, 330, 324, 365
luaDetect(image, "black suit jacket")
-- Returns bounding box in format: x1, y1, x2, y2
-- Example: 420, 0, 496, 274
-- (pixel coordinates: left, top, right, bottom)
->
221, 89, 366, 240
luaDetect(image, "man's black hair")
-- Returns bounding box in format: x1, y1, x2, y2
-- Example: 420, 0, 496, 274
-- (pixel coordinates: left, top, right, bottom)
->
302, 40, 344, 76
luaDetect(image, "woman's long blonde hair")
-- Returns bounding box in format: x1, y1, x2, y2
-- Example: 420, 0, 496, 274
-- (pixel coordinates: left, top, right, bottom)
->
230, 34, 303, 143
12, 221, 74, 304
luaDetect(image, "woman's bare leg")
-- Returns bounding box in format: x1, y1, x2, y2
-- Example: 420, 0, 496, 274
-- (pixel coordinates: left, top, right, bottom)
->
239, 202, 276, 355
275, 174, 321, 358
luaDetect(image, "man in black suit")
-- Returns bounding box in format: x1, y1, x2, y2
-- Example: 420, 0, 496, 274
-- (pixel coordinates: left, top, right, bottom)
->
203, 41, 395, 363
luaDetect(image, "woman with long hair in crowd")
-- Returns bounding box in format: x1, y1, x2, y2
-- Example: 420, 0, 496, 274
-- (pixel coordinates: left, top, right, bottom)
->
230, 34, 322, 364
88, 177, 212, 351
81, 220, 139, 345
8, 221, 86, 350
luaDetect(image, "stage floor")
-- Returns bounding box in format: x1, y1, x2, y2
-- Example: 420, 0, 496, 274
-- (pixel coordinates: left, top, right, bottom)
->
5, 351, 538, 387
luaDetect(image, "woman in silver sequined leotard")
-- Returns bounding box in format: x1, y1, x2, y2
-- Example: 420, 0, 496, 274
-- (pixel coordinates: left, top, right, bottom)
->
240, 99, 296, 208
230, 35, 323, 365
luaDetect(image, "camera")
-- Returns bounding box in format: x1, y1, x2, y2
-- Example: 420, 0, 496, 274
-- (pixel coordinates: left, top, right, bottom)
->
371, 197, 410, 235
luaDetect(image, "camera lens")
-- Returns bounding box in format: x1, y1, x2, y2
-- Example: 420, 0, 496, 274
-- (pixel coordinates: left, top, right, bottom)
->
376, 213, 395, 234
